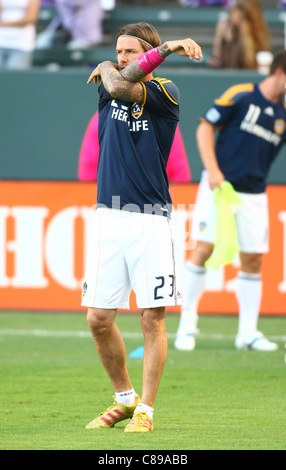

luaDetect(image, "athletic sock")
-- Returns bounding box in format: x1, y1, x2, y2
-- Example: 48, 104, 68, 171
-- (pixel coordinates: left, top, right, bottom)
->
115, 388, 136, 406
177, 260, 206, 333
135, 403, 154, 420
235, 271, 262, 342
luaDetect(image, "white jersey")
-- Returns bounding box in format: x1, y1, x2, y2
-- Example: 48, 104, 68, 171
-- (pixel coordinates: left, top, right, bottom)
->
0, 0, 36, 51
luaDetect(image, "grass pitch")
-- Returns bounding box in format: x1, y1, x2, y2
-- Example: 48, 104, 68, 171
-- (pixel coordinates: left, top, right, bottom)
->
0, 311, 285, 450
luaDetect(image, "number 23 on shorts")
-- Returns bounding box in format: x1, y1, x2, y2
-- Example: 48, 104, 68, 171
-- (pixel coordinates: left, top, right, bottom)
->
154, 275, 174, 300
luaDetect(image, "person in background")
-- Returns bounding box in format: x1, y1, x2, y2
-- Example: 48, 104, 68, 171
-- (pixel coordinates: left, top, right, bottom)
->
207, 0, 271, 69
77, 111, 192, 183
175, 50, 286, 352
53, 0, 103, 49
0, 0, 40, 69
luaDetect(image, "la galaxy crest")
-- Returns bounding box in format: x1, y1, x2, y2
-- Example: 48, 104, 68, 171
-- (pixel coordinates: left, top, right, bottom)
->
131, 103, 143, 120
274, 119, 286, 135
199, 221, 207, 232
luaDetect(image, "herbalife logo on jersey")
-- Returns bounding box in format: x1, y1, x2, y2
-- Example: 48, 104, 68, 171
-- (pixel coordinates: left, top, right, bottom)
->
111, 100, 129, 122
240, 104, 283, 146
110, 100, 149, 132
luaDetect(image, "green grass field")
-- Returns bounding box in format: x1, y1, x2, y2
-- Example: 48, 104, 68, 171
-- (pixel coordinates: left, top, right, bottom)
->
0, 311, 285, 450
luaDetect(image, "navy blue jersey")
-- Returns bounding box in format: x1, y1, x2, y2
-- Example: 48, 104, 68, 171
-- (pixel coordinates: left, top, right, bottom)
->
96, 77, 180, 216
201, 83, 286, 193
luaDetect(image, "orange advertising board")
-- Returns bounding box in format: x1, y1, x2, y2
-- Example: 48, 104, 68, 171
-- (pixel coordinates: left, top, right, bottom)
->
0, 181, 285, 315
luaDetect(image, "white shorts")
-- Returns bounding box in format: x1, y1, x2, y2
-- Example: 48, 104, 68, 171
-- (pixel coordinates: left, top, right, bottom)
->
81, 208, 182, 309
191, 171, 269, 253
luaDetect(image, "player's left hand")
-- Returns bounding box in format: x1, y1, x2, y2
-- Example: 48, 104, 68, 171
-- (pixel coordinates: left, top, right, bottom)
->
165, 38, 202, 61
87, 62, 120, 84
87, 66, 101, 84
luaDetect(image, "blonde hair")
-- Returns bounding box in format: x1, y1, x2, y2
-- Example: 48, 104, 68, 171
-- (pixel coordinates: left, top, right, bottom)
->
231, 0, 271, 68
116, 22, 161, 52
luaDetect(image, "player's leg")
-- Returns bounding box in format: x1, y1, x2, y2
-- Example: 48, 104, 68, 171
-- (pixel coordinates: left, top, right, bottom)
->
124, 212, 180, 432
175, 171, 216, 350
139, 306, 167, 408
236, 253, 263, 343
174, 241, 213, 350
235, 193, 278, 351
235, 252, 277, 351
87, 307, 132, 392
85, 307, 140, 430
85, 307, 140, 429
82, 208, 139, 428
125, 306, 166, 433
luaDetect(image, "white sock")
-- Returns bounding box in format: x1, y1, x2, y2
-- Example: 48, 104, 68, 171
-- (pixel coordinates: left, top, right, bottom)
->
135, 403, 154, 420
236, 271, 262, 342
178, 260, 206, 333
115, 388, 136, 406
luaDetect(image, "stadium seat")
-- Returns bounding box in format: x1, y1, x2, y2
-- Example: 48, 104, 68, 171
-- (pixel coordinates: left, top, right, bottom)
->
34, 5, 285, 67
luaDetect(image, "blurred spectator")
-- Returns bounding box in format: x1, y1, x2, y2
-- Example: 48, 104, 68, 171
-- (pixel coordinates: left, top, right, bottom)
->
54, 0, 103, 49
0, 0, 40, 69
36, 0, 103, 49
207, 0, 271, 69
78, 111, 192, 183
279, 0, 286, 8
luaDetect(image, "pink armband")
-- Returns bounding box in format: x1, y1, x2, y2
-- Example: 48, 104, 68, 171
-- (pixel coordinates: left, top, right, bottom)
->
137, 47, 166, 74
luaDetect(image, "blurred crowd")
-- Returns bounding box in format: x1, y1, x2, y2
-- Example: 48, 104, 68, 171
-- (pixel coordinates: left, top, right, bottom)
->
1, 0, 284, 184
0, 0, 284, 70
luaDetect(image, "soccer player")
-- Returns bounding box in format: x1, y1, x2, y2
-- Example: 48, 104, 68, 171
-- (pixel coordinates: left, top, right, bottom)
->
175, 50, 286, 352
81, 22, 202, 432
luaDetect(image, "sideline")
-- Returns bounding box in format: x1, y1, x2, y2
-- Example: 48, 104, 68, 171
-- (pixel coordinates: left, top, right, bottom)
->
0, 329, 285, 341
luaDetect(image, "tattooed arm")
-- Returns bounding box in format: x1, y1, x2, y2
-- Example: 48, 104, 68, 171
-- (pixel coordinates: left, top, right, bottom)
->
87, 61, 145, 103
86, 38, 202, 103
120, 38, 202, 82
158, 38, 202, 60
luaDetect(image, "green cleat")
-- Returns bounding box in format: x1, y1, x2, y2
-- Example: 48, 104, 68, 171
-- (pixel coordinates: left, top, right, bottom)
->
124, 411, 154, 433
86, 394, 140, 429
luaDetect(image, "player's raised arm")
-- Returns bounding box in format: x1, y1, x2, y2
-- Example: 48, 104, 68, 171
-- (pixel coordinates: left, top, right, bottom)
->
88, 60, 145, 104
120, 37, 202, 83
158, 38, 202, 61
87, 36, 202, 102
